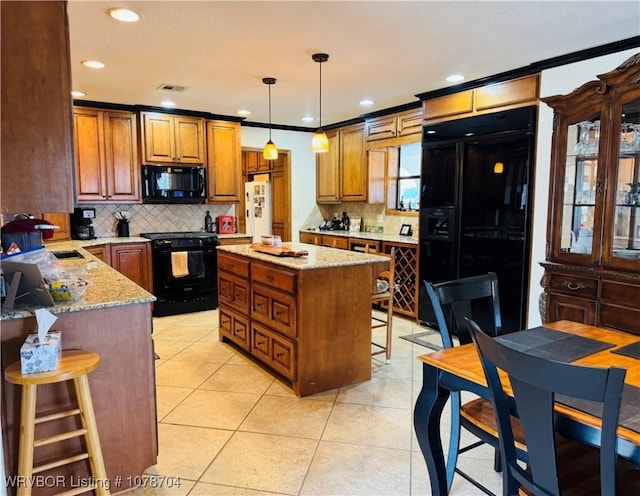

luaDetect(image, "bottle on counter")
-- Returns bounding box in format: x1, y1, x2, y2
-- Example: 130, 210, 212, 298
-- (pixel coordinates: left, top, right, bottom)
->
342, 212, 350, 231
204, 210, 213, 233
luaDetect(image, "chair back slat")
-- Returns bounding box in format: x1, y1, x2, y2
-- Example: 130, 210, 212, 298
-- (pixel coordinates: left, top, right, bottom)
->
467, 318, 626, 496
424, 272, 502, 347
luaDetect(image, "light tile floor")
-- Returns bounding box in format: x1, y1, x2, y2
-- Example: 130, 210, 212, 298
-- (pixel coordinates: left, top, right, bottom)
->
127, 309, 502, 496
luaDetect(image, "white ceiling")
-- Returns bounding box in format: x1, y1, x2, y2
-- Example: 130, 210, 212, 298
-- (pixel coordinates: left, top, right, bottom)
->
67, 1, 640, 129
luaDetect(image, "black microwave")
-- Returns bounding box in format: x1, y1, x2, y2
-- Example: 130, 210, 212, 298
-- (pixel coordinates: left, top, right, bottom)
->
142, 165, 206, 204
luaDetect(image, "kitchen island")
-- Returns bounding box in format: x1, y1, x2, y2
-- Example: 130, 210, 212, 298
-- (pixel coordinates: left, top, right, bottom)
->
217, 243, 389, 396
1, 243, 157, 495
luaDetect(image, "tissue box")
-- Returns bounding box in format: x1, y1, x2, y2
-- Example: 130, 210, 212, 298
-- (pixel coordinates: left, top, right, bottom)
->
20, 330, 61, 374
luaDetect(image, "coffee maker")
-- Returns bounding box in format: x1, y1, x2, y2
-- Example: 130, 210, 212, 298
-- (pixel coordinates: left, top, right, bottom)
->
71, 207, 96, 240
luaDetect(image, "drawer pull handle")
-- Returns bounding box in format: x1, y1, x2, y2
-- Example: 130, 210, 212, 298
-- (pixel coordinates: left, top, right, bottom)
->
267, 275, 274, 280
563, 281, 585, 291
276, 352, 285, 358
256, 302, 263, 307
221, 319, 230, 325
228, 263, 235, 269
275, 310, 283, 316
257, 340, 266, 346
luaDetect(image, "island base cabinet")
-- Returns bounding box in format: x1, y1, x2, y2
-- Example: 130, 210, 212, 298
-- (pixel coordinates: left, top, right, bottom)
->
218, 251, 374, 396
1, 303, 157, 496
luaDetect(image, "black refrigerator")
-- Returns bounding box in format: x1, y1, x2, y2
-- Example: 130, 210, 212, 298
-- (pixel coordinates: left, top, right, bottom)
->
418, 106, 536, 332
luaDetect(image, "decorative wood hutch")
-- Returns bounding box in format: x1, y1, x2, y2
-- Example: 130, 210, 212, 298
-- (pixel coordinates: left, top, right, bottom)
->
541, 53, 640, 335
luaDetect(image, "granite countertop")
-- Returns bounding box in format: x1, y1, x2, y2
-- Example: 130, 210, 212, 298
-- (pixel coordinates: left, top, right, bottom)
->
300, 228, 418, 245
218, 243, 389, 270
1, 240, 155, 321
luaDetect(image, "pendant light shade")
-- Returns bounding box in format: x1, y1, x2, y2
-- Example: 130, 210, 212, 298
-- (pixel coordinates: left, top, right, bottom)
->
262, 77, 278, 160
311, 53, 330, 153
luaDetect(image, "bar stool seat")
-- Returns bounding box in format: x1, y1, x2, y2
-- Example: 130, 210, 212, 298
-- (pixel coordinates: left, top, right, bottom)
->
5, 350, 109, 496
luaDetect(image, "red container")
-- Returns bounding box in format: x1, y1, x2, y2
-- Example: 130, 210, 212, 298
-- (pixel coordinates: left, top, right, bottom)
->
217, 215, 236, 234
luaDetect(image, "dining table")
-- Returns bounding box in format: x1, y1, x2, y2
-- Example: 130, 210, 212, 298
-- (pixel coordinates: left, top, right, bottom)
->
413, 320, 640, 496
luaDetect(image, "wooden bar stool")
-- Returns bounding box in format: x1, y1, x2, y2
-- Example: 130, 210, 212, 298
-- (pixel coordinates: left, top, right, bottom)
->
4, 350, 109, 496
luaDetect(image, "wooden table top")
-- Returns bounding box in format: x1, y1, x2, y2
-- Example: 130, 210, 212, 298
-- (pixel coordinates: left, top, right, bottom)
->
418, 320, 640, 446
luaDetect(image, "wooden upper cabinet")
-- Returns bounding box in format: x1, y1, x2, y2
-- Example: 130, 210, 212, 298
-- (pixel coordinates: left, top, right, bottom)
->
340, 123, 367, 201
74, 107, 140, 203
1, 1, 74, 214
206, 120, 242, 202
316, 130, 341, 203
423, 74, 539, 124
141, 112, 205, 164
244, 150, 272, 173
365, 109, 422, 142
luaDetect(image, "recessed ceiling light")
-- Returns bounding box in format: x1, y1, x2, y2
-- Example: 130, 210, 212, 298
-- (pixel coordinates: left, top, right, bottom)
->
160, 100, 176, 108
446, 74, 464, 83
359, 99, 375, 106
301, 116, 315, 123
82, 60, 105, 69
107, 8, 140, 22
237, 109, 251, 117
71, 90, 86, 98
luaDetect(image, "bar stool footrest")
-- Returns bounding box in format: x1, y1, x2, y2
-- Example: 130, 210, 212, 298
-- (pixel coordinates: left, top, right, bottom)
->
34, 428, 88, 447
33, 452, 89, 474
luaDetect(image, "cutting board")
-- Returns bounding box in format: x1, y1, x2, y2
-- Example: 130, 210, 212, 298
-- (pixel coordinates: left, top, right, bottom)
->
250, 244, 308, 257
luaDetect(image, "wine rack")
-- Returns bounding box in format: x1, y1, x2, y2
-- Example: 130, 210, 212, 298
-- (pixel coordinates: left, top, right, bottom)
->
382, 241, 418, 318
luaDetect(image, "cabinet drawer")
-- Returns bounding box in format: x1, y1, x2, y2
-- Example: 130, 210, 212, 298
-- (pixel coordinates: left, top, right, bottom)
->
365, 115, 397, 141
251, 262, 296, 293
251, 322, 296, 380
600, 280, 640, 309
348, 238, 380, 253
321, 235, 349, 250
218, 272, 250, 314
251, 284, 296, 338
547, 273, 598, 299
218, 252, 250, 278
219, 307, 250, 350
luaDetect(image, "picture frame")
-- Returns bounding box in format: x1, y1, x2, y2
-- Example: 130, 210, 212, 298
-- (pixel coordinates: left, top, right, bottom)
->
399, 224, 413, 236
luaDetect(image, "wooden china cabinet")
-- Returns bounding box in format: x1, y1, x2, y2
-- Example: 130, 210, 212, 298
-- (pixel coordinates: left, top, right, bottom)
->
541, 53, 640, 335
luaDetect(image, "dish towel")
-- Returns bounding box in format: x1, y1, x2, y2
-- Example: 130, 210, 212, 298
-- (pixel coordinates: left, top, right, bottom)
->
171, 251, 189, 278
187, 251, 205, 277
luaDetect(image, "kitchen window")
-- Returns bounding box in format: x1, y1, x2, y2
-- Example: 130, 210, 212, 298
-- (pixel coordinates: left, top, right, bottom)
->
387, 142, 421, 212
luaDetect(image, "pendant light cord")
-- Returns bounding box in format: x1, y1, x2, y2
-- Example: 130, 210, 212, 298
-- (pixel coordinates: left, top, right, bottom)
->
318, 59, 322, 128
268, 82, 272, 140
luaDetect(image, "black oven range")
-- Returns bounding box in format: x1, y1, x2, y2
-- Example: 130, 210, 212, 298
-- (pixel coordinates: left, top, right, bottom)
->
141, 231, 219, 317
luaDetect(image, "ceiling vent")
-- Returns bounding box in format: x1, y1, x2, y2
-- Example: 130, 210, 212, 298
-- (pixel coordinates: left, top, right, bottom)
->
157, 83, 188, 92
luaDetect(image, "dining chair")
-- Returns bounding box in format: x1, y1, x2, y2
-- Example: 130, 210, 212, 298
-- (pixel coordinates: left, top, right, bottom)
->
424, 273, 526, 494
370, 247, 396, 362
467, 318, 640, 496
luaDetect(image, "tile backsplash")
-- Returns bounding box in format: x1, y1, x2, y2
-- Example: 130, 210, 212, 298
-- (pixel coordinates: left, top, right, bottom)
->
314, 204, 418, 236
88, 204, 236, 237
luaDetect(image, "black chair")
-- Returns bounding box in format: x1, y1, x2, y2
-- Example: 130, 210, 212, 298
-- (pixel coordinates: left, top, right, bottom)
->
467, 319, 640, 496
425, 273, 526, 494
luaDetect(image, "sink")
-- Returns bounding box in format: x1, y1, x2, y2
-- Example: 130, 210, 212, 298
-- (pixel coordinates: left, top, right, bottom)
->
51, 250, 84, 259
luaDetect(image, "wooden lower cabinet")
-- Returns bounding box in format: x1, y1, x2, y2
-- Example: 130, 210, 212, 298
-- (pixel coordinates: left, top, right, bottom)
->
217, 250, 372, 396
299, 231, 322, 245
109, 242, 153, 293
85, 244, 110, 264
542, 263, 640, 335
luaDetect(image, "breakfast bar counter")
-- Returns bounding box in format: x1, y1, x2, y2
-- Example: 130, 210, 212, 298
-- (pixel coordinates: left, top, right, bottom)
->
217, 243, 389, 396
1, 244, 157, 495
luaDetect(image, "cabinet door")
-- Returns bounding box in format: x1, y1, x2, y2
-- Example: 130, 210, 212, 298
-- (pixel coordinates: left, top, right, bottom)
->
75, 108, 107, 201
601, 87, 640, 271
316, 130, 340, 203
206, 120, 241, 202
103, 111, 139, 202
367, 149, 386, 204
340, 124, 367, 201
546, 293, 596, 325
397, 109, 423, 137
141, 113, 175, 163
41, 213, 71, 242
299, 232, 321, 245
546, 101, 605, 265
271, 157, 290, 240
110, 243, 152, 293
1, 1, 74, 214
85, 244, 110, 264
175, 116, 205, 164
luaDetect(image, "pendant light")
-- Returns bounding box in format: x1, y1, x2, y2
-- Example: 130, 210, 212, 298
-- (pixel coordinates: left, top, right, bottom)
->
262, 77, 278, 160
311, 53, 329, 153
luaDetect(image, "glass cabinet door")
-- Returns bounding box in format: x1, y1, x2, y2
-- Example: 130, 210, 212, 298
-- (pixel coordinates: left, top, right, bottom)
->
558, 113, 601, 258
606, 93, 640, 266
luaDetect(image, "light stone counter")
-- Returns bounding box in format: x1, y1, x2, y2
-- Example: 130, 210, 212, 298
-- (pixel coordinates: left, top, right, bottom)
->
1, 240, 155, 320
300, 228, 418, 245
218, 242, 389, 270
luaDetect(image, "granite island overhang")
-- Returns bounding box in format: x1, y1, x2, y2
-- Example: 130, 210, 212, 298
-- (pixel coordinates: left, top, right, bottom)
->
216, 243, 391, 396
1, 242, 157, 495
